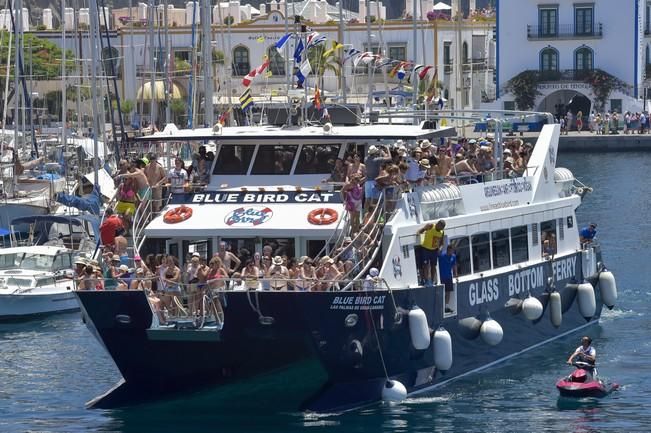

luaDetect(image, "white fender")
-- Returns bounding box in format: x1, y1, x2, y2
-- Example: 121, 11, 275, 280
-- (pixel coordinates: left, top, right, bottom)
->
480, 318, 503, 346
381, 379, 407, 403
549, 291, 562, 328
522, 296, 544, 321
408, 307, 431, 350
433, 327, 453, 371
599, 271, 618, 309
577, 283, 596, 320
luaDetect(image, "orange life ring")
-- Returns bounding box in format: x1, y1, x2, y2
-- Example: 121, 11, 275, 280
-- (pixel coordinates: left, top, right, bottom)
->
308, 208, 338, 225
163, 205, 193, 224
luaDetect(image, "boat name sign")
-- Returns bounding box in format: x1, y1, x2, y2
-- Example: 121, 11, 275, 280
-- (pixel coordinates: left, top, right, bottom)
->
462, 255, 578, 307
172, 191, 341, 205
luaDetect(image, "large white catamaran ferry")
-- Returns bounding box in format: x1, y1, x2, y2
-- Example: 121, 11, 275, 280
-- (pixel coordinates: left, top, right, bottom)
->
76, 114, 618, 412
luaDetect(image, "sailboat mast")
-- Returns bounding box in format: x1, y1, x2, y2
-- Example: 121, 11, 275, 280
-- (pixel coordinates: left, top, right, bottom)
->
61, 0, 67, 157
164, 0, 171, 125
338, 0, 346, 103
89, 0, 101, 186
201, 0, 213, 126
148, 0, 156, 128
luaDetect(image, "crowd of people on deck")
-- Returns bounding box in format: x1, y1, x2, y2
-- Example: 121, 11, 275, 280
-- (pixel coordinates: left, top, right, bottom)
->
75, 133, 536, 321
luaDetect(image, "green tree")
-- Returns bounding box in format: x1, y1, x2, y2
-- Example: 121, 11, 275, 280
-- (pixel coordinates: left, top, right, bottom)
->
0, 31, 75, 81
120, 99, 134, 116
306, 43, 341, 90
169, 98, 186, 125
504, 70, 541, 111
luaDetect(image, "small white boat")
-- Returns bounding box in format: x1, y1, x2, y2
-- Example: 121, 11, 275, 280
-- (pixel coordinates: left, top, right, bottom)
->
0, 245, 79, 320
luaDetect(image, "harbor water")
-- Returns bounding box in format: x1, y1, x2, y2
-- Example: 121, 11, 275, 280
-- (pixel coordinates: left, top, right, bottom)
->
1, 151, 650, 433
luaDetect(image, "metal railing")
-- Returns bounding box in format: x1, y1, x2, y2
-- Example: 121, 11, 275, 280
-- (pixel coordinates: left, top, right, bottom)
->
526, 23, 603, 40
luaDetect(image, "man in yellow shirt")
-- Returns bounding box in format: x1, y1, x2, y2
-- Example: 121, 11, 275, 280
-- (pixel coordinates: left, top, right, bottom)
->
417, 219, 446, 285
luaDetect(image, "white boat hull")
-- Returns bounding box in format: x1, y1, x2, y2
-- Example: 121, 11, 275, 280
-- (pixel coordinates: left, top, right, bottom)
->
0, 291, 79, 320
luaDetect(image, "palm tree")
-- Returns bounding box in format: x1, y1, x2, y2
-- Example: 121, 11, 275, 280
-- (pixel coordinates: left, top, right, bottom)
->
306, 43, 341, 91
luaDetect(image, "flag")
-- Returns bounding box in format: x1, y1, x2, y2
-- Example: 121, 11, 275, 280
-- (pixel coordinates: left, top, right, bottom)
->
321, 107, 330, 120
322, 40, 344, 58
241, 57, 271, 87
293, 39, 304, 64
313, 85, 322, 110
375, 57, 393, 68
275, 33, 293, 56
256, 35, 265, 43
343, 47, 361, 64
426, 70, 439, 103
306, 31, 327, 49
389, 61, 410, 78
296, 58, 312, 85
418, 65, 434, 80
353, 52, 374, 68
218, 109, 230, 125
239, 88, 253, 112
265, 70, 273, 78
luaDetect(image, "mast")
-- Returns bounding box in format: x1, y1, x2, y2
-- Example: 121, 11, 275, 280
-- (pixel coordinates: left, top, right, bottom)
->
338, 0, 346, 103
89, 0, 101, 186
148, 0, 157, 128
61, 0, 67, 157
164, 0, 171, 125
99, 0, 126, 154
364, 0, 372, 117
201, 0, 213, 126
187, 0, 197, 128
411, 0, 418, 112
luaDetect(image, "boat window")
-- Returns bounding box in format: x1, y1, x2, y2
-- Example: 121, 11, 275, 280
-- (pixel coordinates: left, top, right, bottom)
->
0, 253, 55, 271
471, 233, 491, 272
491, 229, 511, 268
262, 238, 295, 259
3, 277, 33, 287
541, 219, 557, 256
294, 144, 341, 174
251, 145, 298, 175
220, 238, 256, 267
36, 277, 56, 287
0, 253, 17, 269
511, 225, 529, 264
449, 236, 471, 276
52, 253, 72, 271
213, 144, 255, 175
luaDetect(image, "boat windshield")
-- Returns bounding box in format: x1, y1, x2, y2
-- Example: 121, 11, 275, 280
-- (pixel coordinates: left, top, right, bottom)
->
1, 277, 34, 287
0, 253, 55, 271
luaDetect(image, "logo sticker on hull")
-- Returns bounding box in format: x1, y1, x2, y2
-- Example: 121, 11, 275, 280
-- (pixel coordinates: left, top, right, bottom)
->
225, 207, 273, 226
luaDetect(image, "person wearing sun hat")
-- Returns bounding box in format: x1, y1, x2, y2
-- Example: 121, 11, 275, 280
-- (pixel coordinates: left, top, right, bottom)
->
266, 256, 289, 290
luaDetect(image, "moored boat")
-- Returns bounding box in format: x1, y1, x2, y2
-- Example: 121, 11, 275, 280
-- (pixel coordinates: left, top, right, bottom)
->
76, 117, 618, 412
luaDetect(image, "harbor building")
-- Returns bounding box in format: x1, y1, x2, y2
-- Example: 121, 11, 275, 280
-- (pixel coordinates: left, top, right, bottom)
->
488, 0, 651, 116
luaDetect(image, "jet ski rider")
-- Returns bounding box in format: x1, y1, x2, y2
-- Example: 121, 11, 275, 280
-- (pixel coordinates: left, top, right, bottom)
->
567, 336, 596, 366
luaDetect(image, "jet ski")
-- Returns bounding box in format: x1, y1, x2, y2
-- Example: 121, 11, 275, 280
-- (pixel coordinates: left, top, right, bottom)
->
556, 361, 619, 398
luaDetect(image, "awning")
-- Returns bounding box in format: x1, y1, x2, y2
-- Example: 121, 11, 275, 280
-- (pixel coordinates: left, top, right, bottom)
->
145, 201, 346, 238
137, 80, 185, 101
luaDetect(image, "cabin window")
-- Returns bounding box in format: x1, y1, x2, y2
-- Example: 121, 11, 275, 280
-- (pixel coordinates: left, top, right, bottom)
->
251, 145, 298, 175
213, 144, 255, 175
471, 233, 491, 272
220, 238, 255, 269
52, 253, 72, 271
491, 229, 511, 268
294, 144, 341, 174
449, 236, 471, 276
36, 277, 56, 287
541, 219, 557, 257
262, 238, 295, 259
511, 225, 529, 264
182, 240, 212, 264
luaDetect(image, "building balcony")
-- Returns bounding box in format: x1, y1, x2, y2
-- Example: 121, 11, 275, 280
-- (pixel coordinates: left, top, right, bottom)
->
526, 23, 603, 40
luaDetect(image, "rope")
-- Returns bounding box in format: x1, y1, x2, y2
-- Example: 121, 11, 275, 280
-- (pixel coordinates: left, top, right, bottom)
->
369, 309, 390, 380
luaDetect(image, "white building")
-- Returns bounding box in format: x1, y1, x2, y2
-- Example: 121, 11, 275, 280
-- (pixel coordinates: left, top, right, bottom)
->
42, 8, 53, 30
0, 8, 30, 31
491, 0, 648, 116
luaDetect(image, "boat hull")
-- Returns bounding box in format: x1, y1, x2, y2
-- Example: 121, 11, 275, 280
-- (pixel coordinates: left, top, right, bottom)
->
0, 291, 80, 320
78, 257, 604, 411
